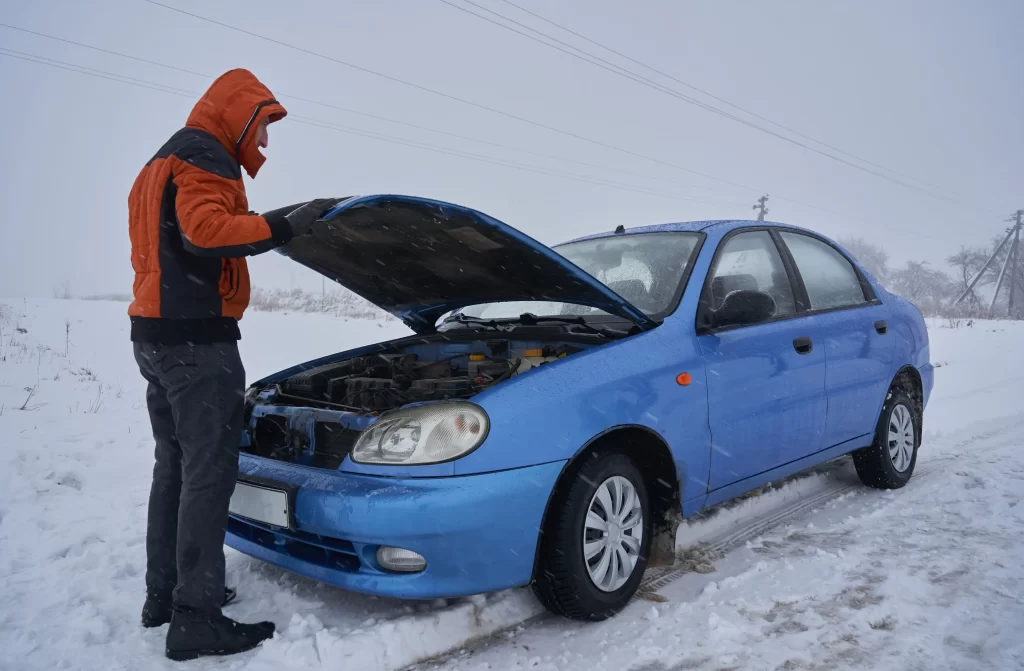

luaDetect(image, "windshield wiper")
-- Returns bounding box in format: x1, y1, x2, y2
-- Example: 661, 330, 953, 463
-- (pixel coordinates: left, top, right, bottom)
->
442, 312, 631, 339
512, 313, 629, 339
440, 313, 504, 331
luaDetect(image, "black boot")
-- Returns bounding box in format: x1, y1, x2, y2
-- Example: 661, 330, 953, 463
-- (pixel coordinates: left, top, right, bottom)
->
142, 587, 237, 628
165, 607, 275, 661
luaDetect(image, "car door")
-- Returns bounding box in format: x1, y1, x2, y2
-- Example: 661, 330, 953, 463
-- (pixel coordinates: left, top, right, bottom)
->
777, 232, 895, 449
696, 230, 827, 491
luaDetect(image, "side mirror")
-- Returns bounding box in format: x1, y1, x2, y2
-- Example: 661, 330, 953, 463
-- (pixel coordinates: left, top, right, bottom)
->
710, 289, 776, 329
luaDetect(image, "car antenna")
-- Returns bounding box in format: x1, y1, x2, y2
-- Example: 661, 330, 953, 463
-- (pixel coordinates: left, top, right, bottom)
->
614, 224, 625, 234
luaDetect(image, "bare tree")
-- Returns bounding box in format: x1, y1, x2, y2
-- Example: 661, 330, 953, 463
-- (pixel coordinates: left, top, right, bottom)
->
889, 261, 954, 315
839, 237, 889, 286
946, 246, 989, 307
51, 280, 72, 300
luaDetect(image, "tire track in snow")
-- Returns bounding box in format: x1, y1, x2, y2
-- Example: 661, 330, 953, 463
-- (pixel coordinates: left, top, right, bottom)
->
411, 456, 949, 669
635, 458, 945, 599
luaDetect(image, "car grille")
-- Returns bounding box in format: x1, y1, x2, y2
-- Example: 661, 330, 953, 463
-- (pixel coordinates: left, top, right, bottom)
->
312, 421, 360, 469
251, 414, 292, 458
227, 517, 361, 573
247, 415, 360, 469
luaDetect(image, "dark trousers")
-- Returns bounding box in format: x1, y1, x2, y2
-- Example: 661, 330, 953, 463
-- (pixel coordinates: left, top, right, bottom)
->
134, 341, 245, 613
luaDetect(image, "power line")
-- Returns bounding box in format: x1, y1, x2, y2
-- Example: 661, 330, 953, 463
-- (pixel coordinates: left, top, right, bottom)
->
291, 98, 725, 193
140, 0, 922, 218
0, 22, 209, 77
0, 48, 746, 207
0, 18, 894, 223
291, 115, 746, 206
495, 0, 923, 182
3, 8, 966, 207
0, 22, 720, 192
138, 0, 771, 194
0, 48, 197, 97
1, 48, 956, 237
434, 0, 949, 198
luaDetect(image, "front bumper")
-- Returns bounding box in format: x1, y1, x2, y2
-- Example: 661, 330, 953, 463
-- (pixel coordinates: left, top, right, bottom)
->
226, 455, 564, 599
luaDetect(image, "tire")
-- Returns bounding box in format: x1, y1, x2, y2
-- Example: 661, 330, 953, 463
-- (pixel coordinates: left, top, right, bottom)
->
532, 451, 652, 621
853, 387, 919, 489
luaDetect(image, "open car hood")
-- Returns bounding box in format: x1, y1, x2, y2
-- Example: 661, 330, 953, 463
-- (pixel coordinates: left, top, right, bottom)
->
274, 195, 658, 334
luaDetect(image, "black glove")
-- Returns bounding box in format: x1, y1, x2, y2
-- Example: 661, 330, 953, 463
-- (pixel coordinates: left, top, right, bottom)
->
258, 202, 305, 222
283, 198, 344, 238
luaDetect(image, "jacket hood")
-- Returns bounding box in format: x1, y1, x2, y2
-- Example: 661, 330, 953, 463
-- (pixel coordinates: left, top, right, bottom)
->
185, 69, 287, 178
275, 195, 659, 334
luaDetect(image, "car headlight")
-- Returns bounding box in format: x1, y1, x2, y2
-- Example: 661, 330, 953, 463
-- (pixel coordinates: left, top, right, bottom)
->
351, 402, 489, 465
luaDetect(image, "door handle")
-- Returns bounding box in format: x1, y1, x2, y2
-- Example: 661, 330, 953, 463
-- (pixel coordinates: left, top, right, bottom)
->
792, 336, 813, 354
874, 320, 888, 335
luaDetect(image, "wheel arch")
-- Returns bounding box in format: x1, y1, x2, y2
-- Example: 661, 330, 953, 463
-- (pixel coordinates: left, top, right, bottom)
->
531, 425, 681, 581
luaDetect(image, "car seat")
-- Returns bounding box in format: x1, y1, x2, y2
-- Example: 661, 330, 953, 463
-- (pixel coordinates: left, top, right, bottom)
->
711, 274, 758, 308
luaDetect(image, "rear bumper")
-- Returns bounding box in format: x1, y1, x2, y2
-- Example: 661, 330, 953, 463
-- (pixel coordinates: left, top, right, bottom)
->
919, 362, 935, 408
225, 455, 564, 599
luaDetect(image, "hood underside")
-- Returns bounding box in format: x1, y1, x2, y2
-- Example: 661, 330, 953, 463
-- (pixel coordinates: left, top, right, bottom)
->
275, 195, 657, 333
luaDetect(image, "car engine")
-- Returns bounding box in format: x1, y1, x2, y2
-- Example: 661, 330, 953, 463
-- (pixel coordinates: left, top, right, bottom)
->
272, 341, 583, 413
241, 338, 595, 468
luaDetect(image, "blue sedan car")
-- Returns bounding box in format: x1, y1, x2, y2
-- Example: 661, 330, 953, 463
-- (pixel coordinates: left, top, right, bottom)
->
226, 195, 933, 621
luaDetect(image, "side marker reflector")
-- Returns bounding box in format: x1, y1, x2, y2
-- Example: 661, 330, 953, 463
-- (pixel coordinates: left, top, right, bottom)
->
676, 372, 692, 386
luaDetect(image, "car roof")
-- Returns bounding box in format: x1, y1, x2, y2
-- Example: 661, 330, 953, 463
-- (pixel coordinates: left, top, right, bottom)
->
558, 219, 803, 246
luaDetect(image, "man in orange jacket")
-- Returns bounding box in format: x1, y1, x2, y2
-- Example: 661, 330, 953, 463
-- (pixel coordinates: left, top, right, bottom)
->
127, 69, 337, 661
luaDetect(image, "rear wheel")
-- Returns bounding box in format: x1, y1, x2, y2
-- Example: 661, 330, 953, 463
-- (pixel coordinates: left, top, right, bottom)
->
853, 388, 919, 489
532, 451, 651, 620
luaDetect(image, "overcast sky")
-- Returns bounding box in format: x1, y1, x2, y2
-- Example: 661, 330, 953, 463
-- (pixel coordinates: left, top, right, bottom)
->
1, 0, 1022, 299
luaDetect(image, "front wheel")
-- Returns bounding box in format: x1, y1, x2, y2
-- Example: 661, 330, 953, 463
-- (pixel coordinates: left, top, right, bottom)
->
532, 452, 652, 620
853, 388, 919, 489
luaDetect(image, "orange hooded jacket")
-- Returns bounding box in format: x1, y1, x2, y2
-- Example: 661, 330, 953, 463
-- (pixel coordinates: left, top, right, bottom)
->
127, 69, 290, 343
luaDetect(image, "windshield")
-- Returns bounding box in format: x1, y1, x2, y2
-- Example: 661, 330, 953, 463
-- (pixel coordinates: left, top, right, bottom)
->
459, 231, 701, 321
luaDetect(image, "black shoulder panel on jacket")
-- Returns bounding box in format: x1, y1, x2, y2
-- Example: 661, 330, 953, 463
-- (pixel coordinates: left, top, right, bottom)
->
149, 128, 242, 180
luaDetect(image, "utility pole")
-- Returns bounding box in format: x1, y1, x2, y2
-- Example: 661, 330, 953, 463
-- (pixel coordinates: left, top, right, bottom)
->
989, 210, 1023, 313
753, 194, 769, 222
956, 209, 1023, 316
1008, 210, 1022, 316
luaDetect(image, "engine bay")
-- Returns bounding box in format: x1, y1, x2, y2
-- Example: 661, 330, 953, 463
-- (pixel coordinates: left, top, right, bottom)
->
258, 337, 592, 414
241, 336, 595, 469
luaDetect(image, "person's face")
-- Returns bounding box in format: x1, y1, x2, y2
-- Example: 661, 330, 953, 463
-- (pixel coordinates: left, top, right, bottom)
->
255, 118, 270, 150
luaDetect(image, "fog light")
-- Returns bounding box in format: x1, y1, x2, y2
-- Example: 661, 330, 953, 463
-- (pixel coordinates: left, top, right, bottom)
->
377, 546, 427, 573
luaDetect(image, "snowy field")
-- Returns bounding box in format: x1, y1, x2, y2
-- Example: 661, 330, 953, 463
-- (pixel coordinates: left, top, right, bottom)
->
1, 299, 1023, 671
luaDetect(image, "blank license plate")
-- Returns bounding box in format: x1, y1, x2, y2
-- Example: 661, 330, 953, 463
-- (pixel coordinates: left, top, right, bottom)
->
230, 481, 290, 528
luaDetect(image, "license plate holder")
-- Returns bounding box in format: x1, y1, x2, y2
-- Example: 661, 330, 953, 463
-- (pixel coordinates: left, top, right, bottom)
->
229, 477, 294, 529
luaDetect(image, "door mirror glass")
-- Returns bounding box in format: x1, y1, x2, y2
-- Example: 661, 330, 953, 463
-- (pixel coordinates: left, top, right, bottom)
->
711, 289, 778, 329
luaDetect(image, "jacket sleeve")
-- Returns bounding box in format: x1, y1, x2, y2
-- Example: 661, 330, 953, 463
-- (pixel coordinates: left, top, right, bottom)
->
172, 161, 292, 258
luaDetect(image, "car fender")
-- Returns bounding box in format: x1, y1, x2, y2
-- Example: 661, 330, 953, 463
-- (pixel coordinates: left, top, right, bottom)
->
873, 292, 932, 419
461, 319, 712, 507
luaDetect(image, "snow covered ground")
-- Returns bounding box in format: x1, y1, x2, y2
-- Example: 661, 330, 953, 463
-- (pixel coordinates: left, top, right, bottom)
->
1, 300, 1022, 671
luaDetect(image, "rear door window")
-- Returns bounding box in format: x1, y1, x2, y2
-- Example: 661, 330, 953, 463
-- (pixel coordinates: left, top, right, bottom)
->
780, 233, 867, 310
